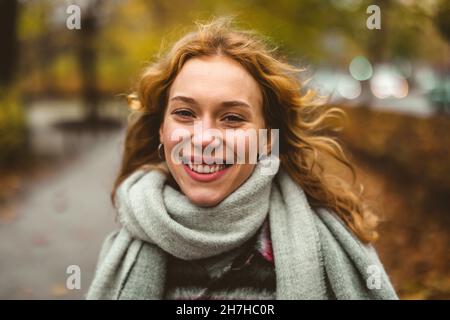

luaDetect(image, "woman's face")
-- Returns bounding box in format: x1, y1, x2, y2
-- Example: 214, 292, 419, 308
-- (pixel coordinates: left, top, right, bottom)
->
159, 55, 265, 207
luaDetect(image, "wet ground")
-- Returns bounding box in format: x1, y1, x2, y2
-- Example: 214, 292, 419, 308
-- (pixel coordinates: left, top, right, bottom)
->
0, 130, 122, 299
0, 99, 125, 299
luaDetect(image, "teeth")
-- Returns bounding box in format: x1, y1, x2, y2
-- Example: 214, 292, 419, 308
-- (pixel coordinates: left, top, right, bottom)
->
186, 163, 227, 174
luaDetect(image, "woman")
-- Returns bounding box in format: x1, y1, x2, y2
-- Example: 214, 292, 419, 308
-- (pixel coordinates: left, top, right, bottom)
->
87, 18, 398, 300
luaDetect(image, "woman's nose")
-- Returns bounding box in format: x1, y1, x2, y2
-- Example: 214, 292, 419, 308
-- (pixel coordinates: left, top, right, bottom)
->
191, 119, 223, 156
192, 119, 216, 147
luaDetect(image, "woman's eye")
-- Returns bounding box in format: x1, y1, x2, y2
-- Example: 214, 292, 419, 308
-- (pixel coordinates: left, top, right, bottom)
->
223, 114, 244, 122
173, 109, 194, 118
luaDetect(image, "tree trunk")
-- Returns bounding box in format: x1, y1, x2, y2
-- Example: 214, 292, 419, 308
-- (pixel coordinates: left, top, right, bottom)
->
0, 0, 19, 88
77, 0, 103, 123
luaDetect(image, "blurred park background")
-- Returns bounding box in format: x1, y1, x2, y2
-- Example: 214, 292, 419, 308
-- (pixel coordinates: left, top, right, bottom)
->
0, 0, 449, 299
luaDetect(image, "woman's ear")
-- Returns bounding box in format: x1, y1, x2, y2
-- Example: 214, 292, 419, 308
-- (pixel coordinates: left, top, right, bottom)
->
159, 124, 164, 145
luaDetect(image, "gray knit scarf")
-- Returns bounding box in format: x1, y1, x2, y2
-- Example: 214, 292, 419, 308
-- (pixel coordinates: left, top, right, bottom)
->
86, 155, 398, 300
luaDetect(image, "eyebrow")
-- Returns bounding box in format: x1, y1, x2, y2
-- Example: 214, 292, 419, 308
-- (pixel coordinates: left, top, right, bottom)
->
169, 95, 252, 109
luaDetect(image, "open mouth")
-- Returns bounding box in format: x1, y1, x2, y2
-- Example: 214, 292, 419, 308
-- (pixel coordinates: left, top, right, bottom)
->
181, 157, 233, 181
185, 162, 232, 174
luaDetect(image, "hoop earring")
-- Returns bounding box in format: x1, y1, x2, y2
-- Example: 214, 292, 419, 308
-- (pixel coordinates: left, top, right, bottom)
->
158, 143, 165, 160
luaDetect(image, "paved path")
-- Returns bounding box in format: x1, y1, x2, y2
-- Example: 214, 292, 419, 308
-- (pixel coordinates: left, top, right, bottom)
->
0, 131, 123, 299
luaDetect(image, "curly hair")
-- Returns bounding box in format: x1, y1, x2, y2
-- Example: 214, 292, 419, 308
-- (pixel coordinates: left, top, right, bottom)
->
113, 17, 379, 243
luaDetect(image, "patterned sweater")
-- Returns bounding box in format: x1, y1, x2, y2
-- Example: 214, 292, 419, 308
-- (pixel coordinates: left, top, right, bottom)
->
163, 219, 276, 300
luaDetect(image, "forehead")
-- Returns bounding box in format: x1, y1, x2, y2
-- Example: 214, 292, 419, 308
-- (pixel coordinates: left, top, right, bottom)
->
168, 55, 263, 107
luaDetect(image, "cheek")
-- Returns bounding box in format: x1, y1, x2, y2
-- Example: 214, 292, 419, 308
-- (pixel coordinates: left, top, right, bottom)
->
161, 121, 189, 158
228, 129, 262, 163
160, 122, 191, 188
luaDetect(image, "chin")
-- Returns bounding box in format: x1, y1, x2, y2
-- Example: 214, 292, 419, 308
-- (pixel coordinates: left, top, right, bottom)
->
184, 188, 225, 207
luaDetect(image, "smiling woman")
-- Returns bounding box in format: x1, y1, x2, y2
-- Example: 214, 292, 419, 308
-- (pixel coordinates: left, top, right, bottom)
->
160, 55, 265, 206
86, 17, 398, 300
